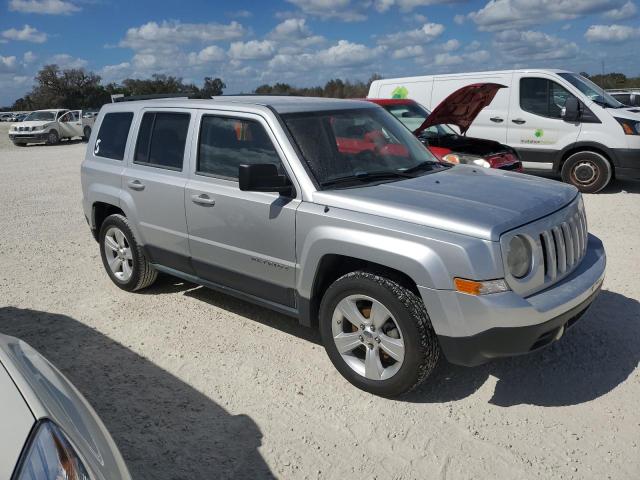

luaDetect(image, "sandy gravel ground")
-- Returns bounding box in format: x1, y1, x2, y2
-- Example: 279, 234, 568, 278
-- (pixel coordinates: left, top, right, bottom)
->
0, 122, 638, 479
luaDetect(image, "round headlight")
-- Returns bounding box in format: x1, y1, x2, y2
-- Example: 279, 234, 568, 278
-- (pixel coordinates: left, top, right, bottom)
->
507, 235, 532, 279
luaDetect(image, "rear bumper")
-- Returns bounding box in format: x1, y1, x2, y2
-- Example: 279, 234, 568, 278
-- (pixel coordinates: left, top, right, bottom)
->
420, 234, 606, 366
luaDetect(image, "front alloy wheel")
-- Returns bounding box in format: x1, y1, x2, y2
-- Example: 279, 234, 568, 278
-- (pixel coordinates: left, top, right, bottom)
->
332, 295, 405, 381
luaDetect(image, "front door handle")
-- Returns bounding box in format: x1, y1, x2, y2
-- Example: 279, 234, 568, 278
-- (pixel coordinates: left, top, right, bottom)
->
490, 117, 504, 123
191, 193, 216, 206
127, 179, 145, 191
512, 118, 526, 125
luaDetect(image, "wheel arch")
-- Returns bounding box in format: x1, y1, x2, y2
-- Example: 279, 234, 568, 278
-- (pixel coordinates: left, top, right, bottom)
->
91, 202, 124, 241
558, 142, 614, 173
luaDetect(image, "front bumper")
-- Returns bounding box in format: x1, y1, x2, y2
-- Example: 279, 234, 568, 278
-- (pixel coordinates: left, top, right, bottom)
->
610, 148, 640, 180
8, 132, 47, 142
420, 234, 606, 366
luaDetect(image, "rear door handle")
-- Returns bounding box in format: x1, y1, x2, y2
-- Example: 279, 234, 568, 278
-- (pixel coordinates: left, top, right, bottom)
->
490, 117, 504, 123
127, 179, 145, 191
191, 193, 216, 206
512, 118, 526, 125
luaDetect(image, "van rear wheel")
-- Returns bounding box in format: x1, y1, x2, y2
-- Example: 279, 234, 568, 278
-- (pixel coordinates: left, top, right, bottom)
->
319, 271, 439, 397
561, 151, 612, 193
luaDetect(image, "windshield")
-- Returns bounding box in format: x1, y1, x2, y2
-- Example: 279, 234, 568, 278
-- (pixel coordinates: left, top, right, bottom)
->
382, 102, 457, 138
282, 107, 444, 188
558, 73, 625, 108
24, 111, 56, 121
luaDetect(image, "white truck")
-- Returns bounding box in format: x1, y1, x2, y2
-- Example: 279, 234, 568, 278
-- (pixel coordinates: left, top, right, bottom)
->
8, 109, 95, 146
369, 69, 640, 193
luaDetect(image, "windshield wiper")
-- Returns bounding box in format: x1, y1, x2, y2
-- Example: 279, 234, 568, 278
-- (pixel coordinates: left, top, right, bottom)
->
321, 170, 415, 187
402, 160, 442, 174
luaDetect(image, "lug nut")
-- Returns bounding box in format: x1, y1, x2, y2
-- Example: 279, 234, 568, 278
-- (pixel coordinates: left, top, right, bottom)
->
375, 337, 381, 343
370, 325, 375, 332
360, 324, 365, 330
358, 335, 364, 342
367, 343, 374, 349
336, 319, 342, 325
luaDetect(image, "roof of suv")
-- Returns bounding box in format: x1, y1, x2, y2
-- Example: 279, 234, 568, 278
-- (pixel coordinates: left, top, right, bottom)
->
104, 96, 377, 115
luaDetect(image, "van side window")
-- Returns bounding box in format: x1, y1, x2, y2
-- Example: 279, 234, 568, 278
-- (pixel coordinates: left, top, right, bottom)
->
94, 112, 134, 161
197, 116, 283, 180
134, 112, 190, 171
520, 78, 572, 119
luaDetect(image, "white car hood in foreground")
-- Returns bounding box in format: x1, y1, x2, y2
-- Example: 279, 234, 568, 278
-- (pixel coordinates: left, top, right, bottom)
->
0, 361, 34, 480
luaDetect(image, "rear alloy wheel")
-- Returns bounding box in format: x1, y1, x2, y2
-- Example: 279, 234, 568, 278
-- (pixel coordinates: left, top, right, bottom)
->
99, 214, 158, 291
561, 151, 612, 193
46, 130, 59, 145
320, 271, 439, 397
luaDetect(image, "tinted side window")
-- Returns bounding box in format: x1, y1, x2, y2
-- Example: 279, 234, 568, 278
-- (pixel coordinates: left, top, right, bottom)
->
134, 112, 190, 171
520, 78, 572, 119
613, 94, 631, 105
197, 116, 282, 179
95, 112, 134, 161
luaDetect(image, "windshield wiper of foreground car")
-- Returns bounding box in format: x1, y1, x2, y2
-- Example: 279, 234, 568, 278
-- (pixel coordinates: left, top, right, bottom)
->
320, 170, 416, 188
401, 160, 445, 175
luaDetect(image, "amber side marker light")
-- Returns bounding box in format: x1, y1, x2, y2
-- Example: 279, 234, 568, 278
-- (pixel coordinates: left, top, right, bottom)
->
454, 277, 510, 295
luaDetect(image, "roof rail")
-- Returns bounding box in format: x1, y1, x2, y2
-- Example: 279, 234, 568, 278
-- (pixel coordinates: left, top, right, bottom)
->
113, 93, 191, 103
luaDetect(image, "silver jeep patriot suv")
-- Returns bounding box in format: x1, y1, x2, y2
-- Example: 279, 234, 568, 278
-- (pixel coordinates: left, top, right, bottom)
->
81, 96, 606, 397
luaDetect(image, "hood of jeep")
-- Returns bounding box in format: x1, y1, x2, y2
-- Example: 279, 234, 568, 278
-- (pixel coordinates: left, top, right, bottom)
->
313, 165, 578, 241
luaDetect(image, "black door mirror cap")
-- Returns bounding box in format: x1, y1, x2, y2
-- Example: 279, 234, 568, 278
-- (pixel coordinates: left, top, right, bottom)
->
238, 164, 294, 196
562, 97, 581, 122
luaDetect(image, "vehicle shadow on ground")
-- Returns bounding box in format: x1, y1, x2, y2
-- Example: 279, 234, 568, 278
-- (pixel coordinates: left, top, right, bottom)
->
0, 307, 275, 480
406, 289, 640, 406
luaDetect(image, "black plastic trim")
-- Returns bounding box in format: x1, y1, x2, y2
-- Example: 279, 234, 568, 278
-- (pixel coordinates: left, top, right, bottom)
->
145, 245, 196, 276
438, 286, 601, 367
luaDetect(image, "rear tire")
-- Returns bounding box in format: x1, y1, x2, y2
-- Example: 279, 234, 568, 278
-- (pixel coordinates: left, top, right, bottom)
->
561, 151, 612, 193
99, 214, 158, 292
13, 141, 26, 147
319, 271, 439, 397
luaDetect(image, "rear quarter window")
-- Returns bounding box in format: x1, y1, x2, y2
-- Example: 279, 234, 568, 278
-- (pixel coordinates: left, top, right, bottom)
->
94, 112, 134, 161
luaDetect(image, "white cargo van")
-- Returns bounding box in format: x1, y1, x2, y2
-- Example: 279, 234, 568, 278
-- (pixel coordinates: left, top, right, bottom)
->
369, 69, 640, 192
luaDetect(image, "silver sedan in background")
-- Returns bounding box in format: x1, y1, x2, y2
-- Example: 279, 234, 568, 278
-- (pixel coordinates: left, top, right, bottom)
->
0, 334, 130, 480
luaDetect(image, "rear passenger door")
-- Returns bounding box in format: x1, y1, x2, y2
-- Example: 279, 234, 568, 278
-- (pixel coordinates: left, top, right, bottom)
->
123, 109, 195, 274
185, 111, 299, 308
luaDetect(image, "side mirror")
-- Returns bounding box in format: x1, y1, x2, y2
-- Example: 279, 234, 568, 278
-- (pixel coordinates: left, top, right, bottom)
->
238, 164, 293, 196
562, 97, 581, 122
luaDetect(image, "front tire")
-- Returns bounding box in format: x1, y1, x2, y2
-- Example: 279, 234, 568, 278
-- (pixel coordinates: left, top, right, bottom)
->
46, 130, 59, 145
319, 271, 439, 397
83, 126, 91, 142
99, 214, 158, 291
561, 151, 612, 193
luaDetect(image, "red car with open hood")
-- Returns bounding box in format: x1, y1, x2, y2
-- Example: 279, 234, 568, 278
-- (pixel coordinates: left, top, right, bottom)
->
367, 83, 523, 172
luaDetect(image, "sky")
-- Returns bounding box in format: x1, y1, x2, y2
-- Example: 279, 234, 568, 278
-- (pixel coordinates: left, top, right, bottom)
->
0, 0, 639, 105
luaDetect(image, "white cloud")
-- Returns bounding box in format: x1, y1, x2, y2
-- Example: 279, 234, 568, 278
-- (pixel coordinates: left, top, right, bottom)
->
267, 18, 325, 54
285, 0, 368, 21
377, 22, 445, 47
2, 25, 48, 43
469, 0, 628, 31
0, 56, 18, 73
227, 9, 252, 18
268, 40, 385, 72
48, 53, 88, 69
453, 14, 466, 24
494, 30, 580, 61
23, 51, 37, 63
375, 0, 461, 11
119, 21, 245, 50
434, 52, 464, 66
440, 39, 461, 51
585, 24, 640, 42
100, 62, 132, 82
228, 40, 276, 60
604, 1, 637, 19
392, 45, 424, 59
8, 0, 79, 15
189, 45, 226, 64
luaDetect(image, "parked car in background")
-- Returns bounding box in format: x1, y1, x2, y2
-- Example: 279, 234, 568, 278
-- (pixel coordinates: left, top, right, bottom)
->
8, 109, 95, 146
0, 113, 14, 122
0, 333, 131, 479
607, 89, 640, 108
367, 84, 522, 172
14, 113, 28, 122
370, 69, 640, 193
82, 96, 605, 397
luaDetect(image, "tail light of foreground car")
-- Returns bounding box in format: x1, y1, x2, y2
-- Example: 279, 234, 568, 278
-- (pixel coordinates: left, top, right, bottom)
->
13, 421, 90, 480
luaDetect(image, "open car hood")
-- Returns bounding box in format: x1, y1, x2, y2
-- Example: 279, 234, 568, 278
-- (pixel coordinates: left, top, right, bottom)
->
415, 83, 506, 136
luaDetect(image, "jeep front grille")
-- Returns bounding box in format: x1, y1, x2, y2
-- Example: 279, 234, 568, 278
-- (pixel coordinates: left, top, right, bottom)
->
539, 207, 588, 282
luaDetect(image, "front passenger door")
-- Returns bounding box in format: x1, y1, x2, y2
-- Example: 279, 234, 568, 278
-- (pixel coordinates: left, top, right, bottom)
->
185, 112, 299, 307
